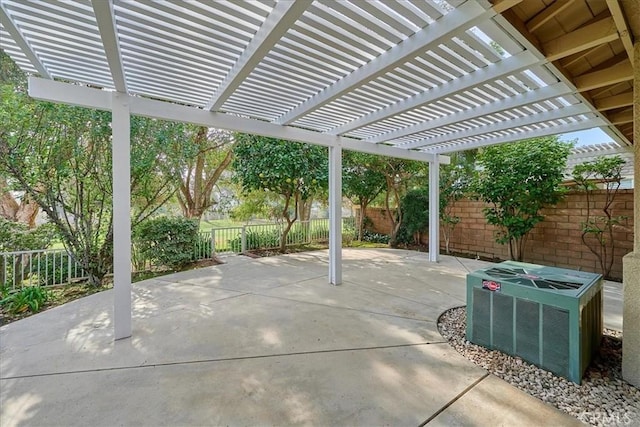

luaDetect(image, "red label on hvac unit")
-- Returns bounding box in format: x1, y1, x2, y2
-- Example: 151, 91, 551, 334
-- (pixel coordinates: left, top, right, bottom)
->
482, 280, 501, 291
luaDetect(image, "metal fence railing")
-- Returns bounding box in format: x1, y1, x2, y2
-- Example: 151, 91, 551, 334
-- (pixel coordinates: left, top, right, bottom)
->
1, 217, 356, 290
1, 249, 88, 291
205, 217, 356, 254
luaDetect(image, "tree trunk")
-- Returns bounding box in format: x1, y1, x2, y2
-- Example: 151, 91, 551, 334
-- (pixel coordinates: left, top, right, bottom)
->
357, 201, 368, 241
279, 192, 299, 253
0, 183, 19, 219
177, 129, 233, 222
1, 178, 40, 228
15, 194, 40, 228
384, 177, 402, 248
297, 197, 312, 222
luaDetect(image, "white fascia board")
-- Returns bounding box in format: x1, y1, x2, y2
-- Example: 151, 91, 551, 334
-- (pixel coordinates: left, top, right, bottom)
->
133, 95, 448, 163
92, 0, 127, 92
273, 0, 489, 125
403, 103, 591, 150
600, 125, 633, 147
205, 0, 312, 111
332, 50, 540, 137
366, 80, 570, 145
0, 3, 51, 78
28, 77, 447, 164
28, 76, 112, 109
426, 117, 607, 153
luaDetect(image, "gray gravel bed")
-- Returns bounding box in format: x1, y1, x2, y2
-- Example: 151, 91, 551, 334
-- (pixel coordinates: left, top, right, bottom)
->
438, 306, 640, 426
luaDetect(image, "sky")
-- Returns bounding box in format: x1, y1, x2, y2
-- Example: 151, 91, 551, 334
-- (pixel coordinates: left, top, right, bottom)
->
559, 127, 614, 147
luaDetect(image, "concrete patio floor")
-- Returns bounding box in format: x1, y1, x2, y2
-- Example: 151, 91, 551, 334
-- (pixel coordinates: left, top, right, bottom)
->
0, 248, 622, 426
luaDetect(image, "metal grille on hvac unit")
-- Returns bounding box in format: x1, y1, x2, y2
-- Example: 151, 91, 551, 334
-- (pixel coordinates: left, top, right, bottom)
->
466, 261, 603, 383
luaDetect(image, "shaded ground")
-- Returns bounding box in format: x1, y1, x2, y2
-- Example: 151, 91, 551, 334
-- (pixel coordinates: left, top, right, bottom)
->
1, 249, 584, 427
0, 258, 223, 325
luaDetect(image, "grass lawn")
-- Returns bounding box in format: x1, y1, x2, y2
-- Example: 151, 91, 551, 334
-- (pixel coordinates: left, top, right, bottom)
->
199, 218, 277, 231
199, 219, 244, 230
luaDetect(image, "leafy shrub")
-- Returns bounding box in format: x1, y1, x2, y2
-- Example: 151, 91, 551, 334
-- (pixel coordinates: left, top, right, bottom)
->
286, 226, 308, 245
37, 252, 86, 286
400, 188, 429, 236
362, 216, 374, 231
133, 217, 199, 269
362, 230, 390, 244
311, 225, 329, 241
0, 219, 60, 287
244, 229, 281, 250
230, 229, 281, 252
0, 218, 57, 252
342, 222, 356, 245
0, 286, 50, 315
193, 234, 213, 260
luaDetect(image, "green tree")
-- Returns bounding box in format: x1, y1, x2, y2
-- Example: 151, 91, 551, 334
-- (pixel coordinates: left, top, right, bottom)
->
342, 152, 386, 241
0, 53, 190, 284
0, 96, 114, 285
474, 137, 572, 261
572, 155, 627, 278
232, 134, 327, 252
369, 157, 426, 247
130, 116, 184, 224
165, 126, 234, 222
230, 189, 281, 223
0, 51, 40, 228
398, 187, 429, 245
440, 151, 476, 254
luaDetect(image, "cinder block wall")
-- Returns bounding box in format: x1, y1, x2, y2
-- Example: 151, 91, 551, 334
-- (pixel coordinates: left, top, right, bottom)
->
361, 190, 634, 280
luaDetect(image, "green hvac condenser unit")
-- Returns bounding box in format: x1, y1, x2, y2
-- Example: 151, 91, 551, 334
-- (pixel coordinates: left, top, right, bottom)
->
466, 261, 603, 383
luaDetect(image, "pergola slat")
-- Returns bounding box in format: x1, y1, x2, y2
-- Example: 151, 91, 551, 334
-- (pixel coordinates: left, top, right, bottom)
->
330, 50, 538, 136
274, 0, 489, 125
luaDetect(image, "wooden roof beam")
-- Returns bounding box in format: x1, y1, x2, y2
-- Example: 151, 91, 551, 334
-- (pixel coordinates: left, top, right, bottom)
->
608, 109, 633, 125
606, 0, 634, 62
542, 17, 619, 62
574, 58, 633, 92
560, 44, 607, 69
595, 92, 633, 111
526, 0, 578, 33
491, 0, 523, 14
590, 81, 630, 100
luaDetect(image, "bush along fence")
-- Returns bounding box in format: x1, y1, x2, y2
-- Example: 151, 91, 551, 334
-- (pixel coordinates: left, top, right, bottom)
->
1, 217, 356, 290
211, 217, 356, 254
362, 189, 634, 280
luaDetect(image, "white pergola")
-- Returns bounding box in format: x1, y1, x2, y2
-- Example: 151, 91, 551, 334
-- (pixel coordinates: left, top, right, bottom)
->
1, 1, 638, 389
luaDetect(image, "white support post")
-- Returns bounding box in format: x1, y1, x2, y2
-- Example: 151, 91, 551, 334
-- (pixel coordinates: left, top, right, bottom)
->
428, 158, 440, 262
112, 92, 132, 340
328, 144, 342, 285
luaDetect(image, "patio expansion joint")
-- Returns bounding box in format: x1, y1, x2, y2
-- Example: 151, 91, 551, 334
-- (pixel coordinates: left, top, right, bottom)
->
418, 371, 491, 426
0, 341, 449, 381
